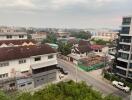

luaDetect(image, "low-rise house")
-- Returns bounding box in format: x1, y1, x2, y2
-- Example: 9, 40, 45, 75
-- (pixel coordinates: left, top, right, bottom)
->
0, 32, 27, 40
31, 32, 47, 42
56, 32, 70, 38
0, 44, 58, 87
90, 45, 109, 56
71, 40, 91, 57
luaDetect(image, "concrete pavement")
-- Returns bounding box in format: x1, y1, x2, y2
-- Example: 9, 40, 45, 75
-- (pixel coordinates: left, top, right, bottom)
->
58, 59, 130, 100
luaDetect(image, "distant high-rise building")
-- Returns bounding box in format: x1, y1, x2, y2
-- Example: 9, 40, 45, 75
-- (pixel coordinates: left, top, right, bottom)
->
115, 16, 132, 81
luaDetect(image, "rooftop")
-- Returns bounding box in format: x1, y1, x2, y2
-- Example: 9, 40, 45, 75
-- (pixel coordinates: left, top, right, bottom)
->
0, 44, 56, 62
0, 39, 36, 46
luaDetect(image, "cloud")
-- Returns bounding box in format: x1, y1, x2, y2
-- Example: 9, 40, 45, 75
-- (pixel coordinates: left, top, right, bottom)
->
0, 0, 35, 9
0, 0, 131, 28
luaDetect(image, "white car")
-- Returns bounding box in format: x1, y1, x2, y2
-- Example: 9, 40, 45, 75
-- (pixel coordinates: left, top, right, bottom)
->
112, 81, 130, 92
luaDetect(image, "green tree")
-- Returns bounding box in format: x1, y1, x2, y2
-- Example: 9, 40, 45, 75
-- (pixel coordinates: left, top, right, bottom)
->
41, 33, 57, 44
70, 31, 91, 39
91, 39, 111, 45
58, 42, 72, 56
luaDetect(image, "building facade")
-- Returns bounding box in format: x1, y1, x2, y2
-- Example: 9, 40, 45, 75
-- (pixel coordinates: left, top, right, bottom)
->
116, 16, 132, 81
0, 44, 58, 80
31, 32, 47, 42
91, 30, 118, 41
0, 27, 27, 40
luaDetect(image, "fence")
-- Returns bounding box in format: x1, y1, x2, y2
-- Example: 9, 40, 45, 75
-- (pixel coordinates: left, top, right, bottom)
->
78, 62, 105, 72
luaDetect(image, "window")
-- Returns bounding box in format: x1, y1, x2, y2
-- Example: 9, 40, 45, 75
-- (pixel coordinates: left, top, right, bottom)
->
0, 73, 8, 78
48, 55, 53, 59
34, 57, 41, 61
9, 83, 15, 87
19, 59, 26, 64
19, 35, 24, 38
0, 62, 9, 67
6, 35, 12, 39
20, 84, 25, 87
27, 82, 32, 85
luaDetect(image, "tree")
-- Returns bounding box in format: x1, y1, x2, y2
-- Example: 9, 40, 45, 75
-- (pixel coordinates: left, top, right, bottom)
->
41, 33, 57, 44
70, 31, 91, 39
58, 42, 72, 56
91, 39, 111, 45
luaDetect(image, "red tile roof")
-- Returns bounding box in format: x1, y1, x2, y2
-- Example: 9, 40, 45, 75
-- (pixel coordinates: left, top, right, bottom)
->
0, 39, 37, 46
90, 45, 104, 50
0, 44, 56, 62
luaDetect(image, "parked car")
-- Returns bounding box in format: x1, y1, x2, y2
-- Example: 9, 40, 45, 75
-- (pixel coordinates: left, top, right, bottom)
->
112, 81, 130, 92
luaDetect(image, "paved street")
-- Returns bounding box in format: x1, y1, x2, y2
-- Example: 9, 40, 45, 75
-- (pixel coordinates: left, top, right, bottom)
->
58, 59, 130, 100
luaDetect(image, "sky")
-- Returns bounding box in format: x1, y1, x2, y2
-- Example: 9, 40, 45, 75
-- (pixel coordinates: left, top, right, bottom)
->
0, 0, 131, 29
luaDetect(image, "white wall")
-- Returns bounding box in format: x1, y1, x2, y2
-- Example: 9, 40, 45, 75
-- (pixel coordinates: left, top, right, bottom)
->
0, 35, 27, 40
0, 53, 57, 78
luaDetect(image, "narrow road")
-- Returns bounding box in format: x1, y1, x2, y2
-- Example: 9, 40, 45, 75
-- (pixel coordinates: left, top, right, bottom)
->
58, 59, 130, 100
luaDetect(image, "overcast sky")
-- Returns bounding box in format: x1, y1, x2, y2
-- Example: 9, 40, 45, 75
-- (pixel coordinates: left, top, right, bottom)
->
0, 0, 131, 29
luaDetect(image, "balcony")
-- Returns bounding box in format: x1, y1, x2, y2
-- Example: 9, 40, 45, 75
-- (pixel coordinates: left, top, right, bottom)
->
116, 66, 127, 70
118, 49, 129, 54
120, 38, 131, 42
116, 68, 127, 76
119, 42, 131, 45
117, 58, 128, 62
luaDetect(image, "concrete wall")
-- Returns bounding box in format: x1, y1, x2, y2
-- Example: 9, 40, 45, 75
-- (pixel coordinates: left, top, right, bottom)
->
17, 78, 34, 91
33, 69, 57, 87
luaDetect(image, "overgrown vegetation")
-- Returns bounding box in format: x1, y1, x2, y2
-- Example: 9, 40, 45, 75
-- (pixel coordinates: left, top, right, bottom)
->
0, 80, 122, 100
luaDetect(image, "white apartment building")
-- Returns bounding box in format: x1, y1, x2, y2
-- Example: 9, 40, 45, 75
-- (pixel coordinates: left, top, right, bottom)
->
0, 32, 27, 40
0, 27, 27, 40
0, 44, 58, 80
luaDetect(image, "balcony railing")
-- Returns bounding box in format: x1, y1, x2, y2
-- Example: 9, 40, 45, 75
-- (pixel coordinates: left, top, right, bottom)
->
120, 39, 131, 43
